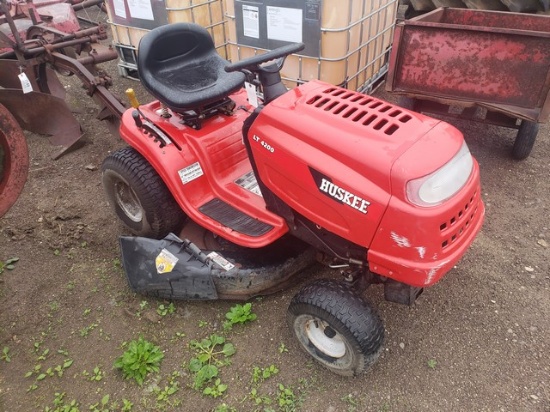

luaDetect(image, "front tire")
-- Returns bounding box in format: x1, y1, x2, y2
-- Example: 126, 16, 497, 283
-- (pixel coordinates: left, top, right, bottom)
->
102, 147, 185, 238
512, 120, 538, 160
287, 279, 384, 376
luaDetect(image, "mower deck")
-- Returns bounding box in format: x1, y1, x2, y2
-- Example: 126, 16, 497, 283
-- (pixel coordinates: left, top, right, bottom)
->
119, 221, 317, 300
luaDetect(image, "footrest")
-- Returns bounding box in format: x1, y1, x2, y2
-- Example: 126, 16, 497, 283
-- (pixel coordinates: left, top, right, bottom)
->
199, 198, 273, 237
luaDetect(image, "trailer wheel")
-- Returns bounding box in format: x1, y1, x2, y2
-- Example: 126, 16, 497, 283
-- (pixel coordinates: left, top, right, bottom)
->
102, 147, 185, 238
0, 104, 29, 218
512, 120, 539, 160
287, 279, 384, 376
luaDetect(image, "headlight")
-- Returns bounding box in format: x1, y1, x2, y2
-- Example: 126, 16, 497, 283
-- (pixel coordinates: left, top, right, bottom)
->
406, 142, 473, 207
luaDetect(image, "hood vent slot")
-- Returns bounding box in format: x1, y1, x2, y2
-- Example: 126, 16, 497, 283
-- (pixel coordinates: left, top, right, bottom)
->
306, 87, 413, 136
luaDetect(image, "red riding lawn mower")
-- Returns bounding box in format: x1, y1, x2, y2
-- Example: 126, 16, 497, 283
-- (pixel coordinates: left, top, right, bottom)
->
102, 23, 485, 376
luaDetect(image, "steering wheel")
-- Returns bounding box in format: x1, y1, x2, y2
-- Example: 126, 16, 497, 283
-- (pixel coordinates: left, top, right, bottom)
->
225, 43, 305, 73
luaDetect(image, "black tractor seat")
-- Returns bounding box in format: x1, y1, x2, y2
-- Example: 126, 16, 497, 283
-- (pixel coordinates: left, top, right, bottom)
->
137, 23, 245, 114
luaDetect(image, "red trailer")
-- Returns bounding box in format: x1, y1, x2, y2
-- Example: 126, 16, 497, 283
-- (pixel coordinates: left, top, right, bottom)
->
386, 7, 550, 159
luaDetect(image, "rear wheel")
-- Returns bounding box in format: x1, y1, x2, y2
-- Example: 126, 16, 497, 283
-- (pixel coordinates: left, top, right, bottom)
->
512, 120, 538, 160
287, 279, 384, 376
102, 147, 185, 238
0, 104, 29, 217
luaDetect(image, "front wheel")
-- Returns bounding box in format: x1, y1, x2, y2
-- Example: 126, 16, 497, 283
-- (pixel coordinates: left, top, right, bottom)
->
102, 147, 186, 238
287, 279, 384, 376
512, 120, 538, 160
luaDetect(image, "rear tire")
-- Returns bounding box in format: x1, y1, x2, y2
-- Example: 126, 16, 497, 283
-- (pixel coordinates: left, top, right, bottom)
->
512, 120, 538, 160
102, 147, 185, 238
287, 279, 384, 376
0, 104, 29, 217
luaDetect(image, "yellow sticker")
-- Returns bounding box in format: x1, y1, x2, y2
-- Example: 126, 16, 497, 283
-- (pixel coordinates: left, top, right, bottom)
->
155, 249, 179, 274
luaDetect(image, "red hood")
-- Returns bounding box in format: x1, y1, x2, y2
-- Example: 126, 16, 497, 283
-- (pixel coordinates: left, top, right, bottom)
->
261, 80, 445, 193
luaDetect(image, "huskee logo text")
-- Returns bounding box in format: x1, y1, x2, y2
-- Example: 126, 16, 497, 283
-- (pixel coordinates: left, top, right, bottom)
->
318, 178, 370, 214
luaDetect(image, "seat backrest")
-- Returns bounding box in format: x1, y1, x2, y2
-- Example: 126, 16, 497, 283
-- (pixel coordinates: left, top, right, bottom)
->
138, 23, 212, 72
137, 23, 244, 111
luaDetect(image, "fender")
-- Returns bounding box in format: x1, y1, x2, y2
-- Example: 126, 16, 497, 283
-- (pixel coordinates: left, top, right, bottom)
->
117, 91, 288, 248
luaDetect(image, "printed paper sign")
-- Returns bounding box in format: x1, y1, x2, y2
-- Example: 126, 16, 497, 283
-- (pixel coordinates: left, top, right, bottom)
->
266, 6, 303, 43
113, 0, 127, 18
243, 5, 260, 39
127, 0, 154, 20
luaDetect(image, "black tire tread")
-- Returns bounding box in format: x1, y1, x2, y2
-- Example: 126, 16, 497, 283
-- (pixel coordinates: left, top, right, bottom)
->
288, 279, 384, 376
102, 147, 184, 238
512, 120, 538, 160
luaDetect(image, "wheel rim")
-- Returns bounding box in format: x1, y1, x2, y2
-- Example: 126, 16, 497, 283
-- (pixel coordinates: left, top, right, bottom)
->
113, 180, 143, 222
305, 318, 346, 358
292, 312, 355, 371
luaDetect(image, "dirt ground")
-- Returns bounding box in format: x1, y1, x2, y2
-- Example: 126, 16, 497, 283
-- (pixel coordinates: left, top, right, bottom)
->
1, 18, 549, 412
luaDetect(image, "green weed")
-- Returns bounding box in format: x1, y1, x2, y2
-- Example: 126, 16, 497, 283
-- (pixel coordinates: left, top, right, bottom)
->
79, 323, 98, 337
113, 336, 164, 386
121, 399, 134, 411
223, 302, 257, 330
49, 301, 60, 312
249, 387, 273, 407
0, 257, 19, 274
153, 371, 181, 407
156, 302, 176, 317
83, 366, 104, 382
247, 364, 280, 408
203, 378, 228, 398
89, 394, 111, 412
252, 364, 279, 384
170, 332, 186, 343
277, 384, 298, 412
213, 403, 237, 412
44, 392, 79, 412
341, 393, 359, 412
1, 346, 11, 362
188, 334, 235, 390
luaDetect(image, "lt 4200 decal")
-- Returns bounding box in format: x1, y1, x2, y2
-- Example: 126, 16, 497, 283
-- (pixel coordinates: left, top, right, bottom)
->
252, 135, 275, 153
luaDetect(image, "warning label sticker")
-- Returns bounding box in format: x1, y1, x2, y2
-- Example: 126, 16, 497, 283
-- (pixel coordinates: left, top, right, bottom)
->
207, 252, 235, 271
235, 171, 262, 197
156, 249, 179, 274
178, 162, 204, 184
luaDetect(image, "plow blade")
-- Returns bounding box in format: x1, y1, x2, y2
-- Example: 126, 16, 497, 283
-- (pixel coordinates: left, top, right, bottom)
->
0, 60, 66, 100
0, 89, 82, 156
